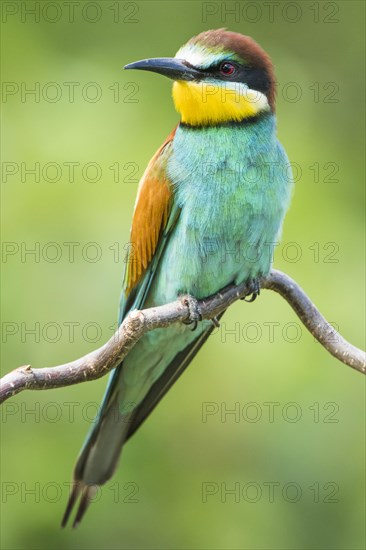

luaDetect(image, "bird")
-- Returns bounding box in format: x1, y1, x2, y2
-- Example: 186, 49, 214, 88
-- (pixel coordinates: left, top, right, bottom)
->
62, 28, 293, 527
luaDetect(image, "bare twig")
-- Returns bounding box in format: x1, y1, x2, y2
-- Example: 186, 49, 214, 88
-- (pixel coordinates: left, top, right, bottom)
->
0, 269, 364, 404
261, 271, 365, 373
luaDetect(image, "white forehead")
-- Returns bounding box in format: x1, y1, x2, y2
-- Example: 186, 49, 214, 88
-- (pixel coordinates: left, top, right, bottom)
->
175, 42, 230, 69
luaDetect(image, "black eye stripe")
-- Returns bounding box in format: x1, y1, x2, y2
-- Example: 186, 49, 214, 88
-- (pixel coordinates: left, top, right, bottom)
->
183, 59, 271, 97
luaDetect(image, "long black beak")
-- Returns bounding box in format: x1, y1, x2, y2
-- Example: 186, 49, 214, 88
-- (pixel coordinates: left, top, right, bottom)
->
124, 57, 202, 81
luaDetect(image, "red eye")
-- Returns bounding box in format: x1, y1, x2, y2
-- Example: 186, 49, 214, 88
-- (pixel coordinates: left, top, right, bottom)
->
220, 62, 235, 76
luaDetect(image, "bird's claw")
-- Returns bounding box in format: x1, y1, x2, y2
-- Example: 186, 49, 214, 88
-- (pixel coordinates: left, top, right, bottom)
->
181, 295, 202, 331
210, 316, 221, 328
241, 277, 261, 303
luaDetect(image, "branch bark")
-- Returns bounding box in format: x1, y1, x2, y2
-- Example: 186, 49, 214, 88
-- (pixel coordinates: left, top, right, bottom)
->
1, 269, 364, 404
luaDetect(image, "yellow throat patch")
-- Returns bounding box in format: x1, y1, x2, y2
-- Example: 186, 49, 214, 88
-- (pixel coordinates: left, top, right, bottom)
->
172, 80, 269, 126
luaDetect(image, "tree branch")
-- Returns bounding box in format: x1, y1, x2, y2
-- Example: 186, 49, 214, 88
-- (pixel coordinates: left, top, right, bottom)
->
1, 270, 364, 404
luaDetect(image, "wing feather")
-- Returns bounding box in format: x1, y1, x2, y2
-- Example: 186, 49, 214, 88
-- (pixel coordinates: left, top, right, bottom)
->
124, 127, 177, 294
126, 312, 226, 441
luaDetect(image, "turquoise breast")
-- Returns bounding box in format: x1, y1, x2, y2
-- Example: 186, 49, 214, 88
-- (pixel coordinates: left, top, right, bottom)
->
152, 114, 293, 303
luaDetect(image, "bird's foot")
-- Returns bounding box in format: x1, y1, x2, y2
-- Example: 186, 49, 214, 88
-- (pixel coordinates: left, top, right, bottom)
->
241, 277, 261, 303
181, 294, 202, 331
210, 316, 221, 328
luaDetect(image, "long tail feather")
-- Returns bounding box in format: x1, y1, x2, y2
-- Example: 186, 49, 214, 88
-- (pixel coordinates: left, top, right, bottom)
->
62, 315, 222, 527
72, 485, 98, 528
61, 391, 131, 527
61, 481, 81, 528
61, 482, 98, 528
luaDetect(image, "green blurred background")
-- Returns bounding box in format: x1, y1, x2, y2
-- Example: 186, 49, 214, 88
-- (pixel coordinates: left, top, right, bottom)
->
1, 1, 365, 548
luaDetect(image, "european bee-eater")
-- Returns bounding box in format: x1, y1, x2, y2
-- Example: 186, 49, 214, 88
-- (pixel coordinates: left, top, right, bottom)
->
62, 29, 293, 527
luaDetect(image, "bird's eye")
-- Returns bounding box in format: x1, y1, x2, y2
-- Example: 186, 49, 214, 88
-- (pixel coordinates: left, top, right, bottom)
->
219, 62, 236, 76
